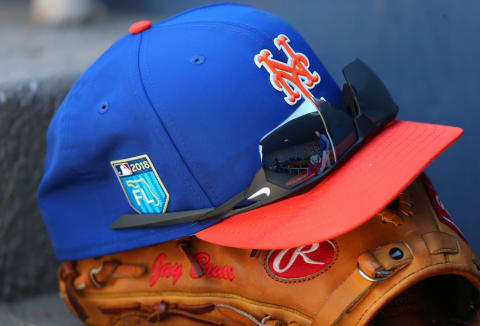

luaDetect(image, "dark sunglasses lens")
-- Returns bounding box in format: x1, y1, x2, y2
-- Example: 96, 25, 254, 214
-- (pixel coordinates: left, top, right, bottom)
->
343, 59, 398, 127
260, 60, 397, 190
260, 109, 337, 188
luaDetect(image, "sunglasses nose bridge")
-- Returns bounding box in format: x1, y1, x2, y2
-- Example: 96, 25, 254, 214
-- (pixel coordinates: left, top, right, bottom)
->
341, 83, 360, 117
309, 97, 338, 163
353, 114, 377, 140
340, 82, 376, 141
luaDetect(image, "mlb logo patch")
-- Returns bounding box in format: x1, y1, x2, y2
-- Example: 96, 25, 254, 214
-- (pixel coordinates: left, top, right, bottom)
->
111, 155, 169, 214
115, 163, 133, 176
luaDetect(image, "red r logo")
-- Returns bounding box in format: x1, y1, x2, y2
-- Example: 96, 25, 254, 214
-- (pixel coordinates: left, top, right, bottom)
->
266, 241, 336, 281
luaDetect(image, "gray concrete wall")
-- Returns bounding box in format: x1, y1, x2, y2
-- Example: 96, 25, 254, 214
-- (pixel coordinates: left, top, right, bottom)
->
0, 293, 82, 325
0, 76, 77, 301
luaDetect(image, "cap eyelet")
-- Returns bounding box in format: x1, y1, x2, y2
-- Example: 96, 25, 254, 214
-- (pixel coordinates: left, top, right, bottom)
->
389, 247, 404, 260
190, 55, 205, 65
98, 102, 109, 114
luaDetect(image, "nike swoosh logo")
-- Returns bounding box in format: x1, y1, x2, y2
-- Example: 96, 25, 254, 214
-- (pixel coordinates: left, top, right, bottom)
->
247, 187, 271, 200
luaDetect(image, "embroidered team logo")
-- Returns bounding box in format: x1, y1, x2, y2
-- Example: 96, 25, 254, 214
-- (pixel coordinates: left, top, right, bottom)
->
254, 34, 321, 106
265, 241, 336, 281
111, 154, 169, 214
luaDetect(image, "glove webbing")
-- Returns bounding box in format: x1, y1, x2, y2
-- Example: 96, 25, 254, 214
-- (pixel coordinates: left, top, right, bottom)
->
100, 302, 222, 326
59, 259, 293, 326
59, 240, 294, 326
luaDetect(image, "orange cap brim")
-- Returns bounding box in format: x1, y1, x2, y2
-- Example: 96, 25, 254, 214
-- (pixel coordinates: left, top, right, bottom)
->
196, 120, 462, 249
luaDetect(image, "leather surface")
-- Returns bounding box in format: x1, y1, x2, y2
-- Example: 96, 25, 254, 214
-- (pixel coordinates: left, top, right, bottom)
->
58, 177, 480, 325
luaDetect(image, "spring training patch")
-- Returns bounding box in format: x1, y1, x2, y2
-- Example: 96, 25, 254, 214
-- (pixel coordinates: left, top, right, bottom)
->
111, 155, 169, 214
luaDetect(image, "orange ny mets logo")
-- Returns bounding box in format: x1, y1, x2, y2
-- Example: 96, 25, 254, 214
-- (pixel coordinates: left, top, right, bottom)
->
254, 34, 320, 106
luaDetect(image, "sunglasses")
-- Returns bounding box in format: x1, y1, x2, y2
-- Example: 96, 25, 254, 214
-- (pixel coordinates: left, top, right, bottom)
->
111, 59, 398, 230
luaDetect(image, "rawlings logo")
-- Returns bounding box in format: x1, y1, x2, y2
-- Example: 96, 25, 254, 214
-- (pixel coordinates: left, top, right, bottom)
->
254, 34, 320, 106
149, 251, 234, 287
265, 242, 336, 281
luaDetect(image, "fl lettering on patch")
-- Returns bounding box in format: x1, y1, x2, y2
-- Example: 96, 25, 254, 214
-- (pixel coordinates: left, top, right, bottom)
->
111, 154, 169, 214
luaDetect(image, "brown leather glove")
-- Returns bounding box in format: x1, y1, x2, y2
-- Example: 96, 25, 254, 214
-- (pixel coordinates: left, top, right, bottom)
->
58, 175, 480, 326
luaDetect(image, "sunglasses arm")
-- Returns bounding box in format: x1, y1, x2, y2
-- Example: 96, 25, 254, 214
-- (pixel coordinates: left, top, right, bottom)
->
110, 208, 215, 229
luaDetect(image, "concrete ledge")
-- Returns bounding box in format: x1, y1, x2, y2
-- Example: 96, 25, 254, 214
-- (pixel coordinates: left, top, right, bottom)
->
0, 75, 77, 301
0, 293, 81, 326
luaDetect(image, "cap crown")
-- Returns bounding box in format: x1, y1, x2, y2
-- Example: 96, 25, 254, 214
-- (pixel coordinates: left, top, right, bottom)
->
38, 3, 341, 260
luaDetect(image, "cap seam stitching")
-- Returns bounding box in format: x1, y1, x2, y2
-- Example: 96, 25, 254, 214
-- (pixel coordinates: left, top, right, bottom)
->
135, 32, 215, 207
140, 22, 269, 204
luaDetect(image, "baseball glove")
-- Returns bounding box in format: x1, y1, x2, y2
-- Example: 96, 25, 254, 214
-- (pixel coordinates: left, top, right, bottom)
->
58, 175, 480, 326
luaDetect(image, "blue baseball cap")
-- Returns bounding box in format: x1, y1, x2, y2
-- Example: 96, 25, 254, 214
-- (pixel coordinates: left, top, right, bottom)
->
39, 3, 462, 260
38, 3, 343, 260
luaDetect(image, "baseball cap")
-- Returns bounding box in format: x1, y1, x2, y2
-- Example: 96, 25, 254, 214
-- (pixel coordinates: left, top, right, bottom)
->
38, 3, 462, 260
